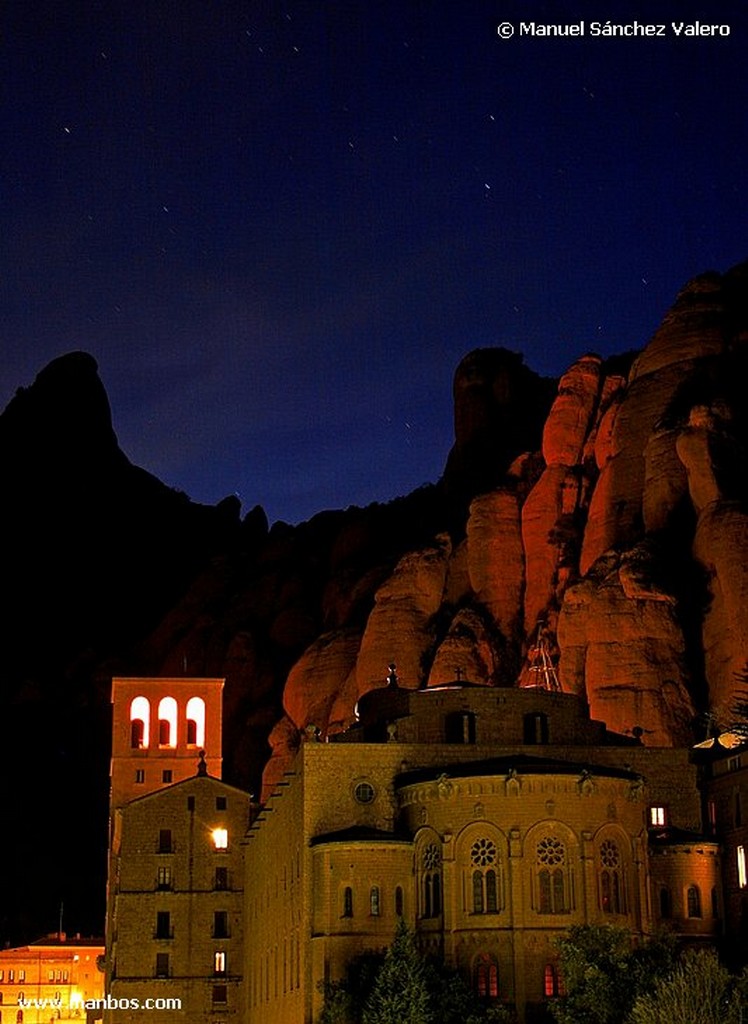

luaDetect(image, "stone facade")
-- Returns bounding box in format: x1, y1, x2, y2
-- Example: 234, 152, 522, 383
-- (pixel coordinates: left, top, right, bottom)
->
0, 936, 104, 1024
244, 682, 719, 1023
105, 677, 250, 1024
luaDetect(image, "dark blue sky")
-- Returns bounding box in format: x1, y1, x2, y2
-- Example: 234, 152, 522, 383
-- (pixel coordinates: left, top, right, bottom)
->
3, 0, 747, 523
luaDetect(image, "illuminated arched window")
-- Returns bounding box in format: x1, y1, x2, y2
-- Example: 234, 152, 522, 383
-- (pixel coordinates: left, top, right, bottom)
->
474, 954, 498, 998
130, 696, 150, 749
186, 696, 205, 747
158, 696, 178, 748
544, 963, 564, 997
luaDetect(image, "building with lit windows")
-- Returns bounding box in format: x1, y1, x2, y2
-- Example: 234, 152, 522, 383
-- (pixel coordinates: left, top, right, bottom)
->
104, 678, 251, 1023
0, 934, 104, 1024
244, 675, 722, 1023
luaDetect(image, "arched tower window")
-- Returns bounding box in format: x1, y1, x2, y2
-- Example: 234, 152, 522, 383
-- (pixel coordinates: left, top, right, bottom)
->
599, 839, 625, 914
395, 886, 404, 917
422, 842, 442, 917
659, 887, 672, 919
342, 887, 353, 918
130, 696, 150, 749
470, 838, 499, 913
474, 954, 499, 998
536, 836, 567, 914
158, 696, 178, 748
370, 886, 380, 916
687, 885, 702, 918
186, 696, 205, 747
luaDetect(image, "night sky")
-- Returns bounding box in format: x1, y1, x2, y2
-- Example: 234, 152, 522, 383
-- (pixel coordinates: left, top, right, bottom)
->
3, 0, 747, 525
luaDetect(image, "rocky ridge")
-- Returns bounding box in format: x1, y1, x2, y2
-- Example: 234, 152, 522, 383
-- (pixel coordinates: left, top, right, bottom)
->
2, 261, 748, 940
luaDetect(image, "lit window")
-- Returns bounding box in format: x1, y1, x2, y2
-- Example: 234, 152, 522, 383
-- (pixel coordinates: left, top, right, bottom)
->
214, 952, 226, 975
130, 696, 150, 748
8, 971, 13, 982
738, 846, 747, 888
370, 886, 380, 916
17, 972, 24, 983
649, 806, 666, 827
135, 769, 145, 784
186, 696, 205, 747
157, 866, 172, 891
157, 696, 178, 747
474, 954, 499, 998
212, 828, 228, 851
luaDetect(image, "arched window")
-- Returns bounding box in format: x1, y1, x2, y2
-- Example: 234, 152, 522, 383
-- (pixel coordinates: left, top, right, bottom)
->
370, 886, 380, 916
687, 885, 702, 918
130, 696, 150, 748
474, 954, 499, 998
422, 842, 442, 917
599, 839, 624, 914
342, 887, 353, 918
536, 836, 567, 914
470, 838, 499, 914
659, 887, 672, 919
711, 886, 720, 918
186, 696, 205, 747
157, 696, 177, 747
395, 886, 404, 917
544, 963, 563, 997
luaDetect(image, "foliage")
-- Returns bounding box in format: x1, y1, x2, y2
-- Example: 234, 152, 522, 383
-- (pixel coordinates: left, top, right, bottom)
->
550, 925, 678, 1024
363, 918, 432, 1024
628, 949, 741, 1024
318, 922, 513, 1024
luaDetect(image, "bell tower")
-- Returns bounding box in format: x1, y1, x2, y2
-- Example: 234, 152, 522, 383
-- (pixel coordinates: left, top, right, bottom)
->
110, 676, 224, 810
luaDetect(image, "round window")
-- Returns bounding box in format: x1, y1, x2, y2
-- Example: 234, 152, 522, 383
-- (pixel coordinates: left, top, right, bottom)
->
354, 781, 376, 804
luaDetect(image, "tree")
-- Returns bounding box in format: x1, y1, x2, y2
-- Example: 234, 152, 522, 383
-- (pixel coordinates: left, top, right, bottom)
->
550, 925, 677, 1024
363, 918, 432, 1024
629, 949, 740, 1024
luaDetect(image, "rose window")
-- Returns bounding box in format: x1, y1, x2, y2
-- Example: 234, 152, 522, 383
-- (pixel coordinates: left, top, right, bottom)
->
470, 838, 497, 867
423, 842, 441, 870
600, 839, 620, 868
537, 836, 565, 865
